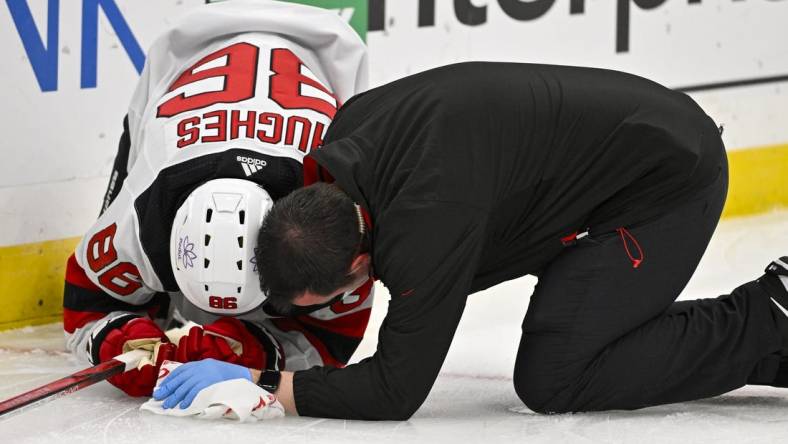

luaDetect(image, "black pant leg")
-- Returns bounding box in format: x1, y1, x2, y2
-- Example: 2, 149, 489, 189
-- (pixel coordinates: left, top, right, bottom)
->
514, 167, 788, 413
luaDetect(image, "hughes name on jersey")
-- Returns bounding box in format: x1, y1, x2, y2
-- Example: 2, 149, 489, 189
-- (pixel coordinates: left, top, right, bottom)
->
63, 0, 372, 372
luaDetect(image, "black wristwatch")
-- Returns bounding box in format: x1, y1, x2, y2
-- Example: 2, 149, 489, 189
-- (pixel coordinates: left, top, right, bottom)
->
257, 369, 282, 393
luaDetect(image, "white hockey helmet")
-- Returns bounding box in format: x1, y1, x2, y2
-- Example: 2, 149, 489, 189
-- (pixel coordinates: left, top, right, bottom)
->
170, 178, 274, 315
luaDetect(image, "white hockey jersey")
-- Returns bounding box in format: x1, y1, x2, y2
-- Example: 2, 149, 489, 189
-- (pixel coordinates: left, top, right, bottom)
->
64, 0, 373, 372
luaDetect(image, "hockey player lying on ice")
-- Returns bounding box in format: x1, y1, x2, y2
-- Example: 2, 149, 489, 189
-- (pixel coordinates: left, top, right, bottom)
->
154, 62, 788, 420
63, 1, 371, 400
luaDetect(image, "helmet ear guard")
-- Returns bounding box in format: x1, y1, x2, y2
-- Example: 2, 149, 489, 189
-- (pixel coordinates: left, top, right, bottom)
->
170, 179, 273, 315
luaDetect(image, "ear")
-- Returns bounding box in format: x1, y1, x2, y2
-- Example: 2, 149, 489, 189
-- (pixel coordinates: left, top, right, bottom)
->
348, 253, 371, 276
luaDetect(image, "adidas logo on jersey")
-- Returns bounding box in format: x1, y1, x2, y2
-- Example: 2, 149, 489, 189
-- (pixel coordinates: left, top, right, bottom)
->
237, 156, 267, 176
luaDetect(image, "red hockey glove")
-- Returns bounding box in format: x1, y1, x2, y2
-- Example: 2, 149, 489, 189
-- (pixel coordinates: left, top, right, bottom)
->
98, 317, 176, 397
175, 317, 282, 370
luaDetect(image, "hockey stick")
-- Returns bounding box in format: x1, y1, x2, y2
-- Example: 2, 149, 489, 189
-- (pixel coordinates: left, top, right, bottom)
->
0, 349, 149, 420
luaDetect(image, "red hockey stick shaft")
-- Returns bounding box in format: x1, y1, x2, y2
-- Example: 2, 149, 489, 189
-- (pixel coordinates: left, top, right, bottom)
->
0, 349, 148, 419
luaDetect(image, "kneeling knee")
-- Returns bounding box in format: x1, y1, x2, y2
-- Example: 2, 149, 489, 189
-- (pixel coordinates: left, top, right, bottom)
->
513, 369, 574, 414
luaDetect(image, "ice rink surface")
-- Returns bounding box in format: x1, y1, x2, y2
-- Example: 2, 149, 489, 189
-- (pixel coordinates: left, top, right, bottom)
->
1, 211, 787, 444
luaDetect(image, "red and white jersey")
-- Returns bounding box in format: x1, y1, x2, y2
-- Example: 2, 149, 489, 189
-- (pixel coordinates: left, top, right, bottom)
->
64, 0, 372, 371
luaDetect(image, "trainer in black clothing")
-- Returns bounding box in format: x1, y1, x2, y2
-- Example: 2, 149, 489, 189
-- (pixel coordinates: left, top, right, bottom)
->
291, 63, 788, 419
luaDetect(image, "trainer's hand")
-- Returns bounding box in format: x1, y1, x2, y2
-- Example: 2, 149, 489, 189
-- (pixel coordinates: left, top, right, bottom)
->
153, 358, 251, 410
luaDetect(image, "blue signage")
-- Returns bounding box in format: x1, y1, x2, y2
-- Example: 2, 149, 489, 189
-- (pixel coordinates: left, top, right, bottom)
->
6, 0, 145, 92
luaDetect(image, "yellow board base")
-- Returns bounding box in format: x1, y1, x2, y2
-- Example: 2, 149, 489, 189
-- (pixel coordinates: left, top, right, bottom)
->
722, 143, 788, 218
0, 237, 80, 331
0, 143, 787, 332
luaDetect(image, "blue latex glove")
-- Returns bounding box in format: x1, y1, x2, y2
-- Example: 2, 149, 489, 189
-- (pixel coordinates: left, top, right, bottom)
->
152, 358, 252, 409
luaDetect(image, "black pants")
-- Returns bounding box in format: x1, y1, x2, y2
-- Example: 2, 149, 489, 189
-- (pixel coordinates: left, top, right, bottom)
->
514, 158, 788, 413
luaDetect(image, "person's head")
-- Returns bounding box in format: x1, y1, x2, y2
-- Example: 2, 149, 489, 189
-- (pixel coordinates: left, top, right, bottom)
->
170, 178, 274, 315
255, 183, 370, 314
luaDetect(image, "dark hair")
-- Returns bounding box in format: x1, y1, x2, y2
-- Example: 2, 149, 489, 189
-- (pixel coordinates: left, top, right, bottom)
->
255, 183, 363, 311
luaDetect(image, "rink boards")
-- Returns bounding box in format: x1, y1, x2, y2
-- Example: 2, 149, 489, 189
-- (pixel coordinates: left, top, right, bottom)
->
0, 0, 786, 330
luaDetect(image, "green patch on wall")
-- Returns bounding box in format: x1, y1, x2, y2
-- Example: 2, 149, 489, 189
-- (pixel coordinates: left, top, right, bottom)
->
206, 0, 368, 41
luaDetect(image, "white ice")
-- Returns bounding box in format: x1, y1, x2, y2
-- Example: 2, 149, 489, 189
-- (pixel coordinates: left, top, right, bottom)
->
1, 211, 788, 444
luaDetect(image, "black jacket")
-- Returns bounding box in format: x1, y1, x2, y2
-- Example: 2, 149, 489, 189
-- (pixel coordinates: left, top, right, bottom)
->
294, 62, 725, 419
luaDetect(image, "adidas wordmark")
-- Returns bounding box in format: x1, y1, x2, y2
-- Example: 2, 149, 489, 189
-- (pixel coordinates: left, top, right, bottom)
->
237, 156, 268, 176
